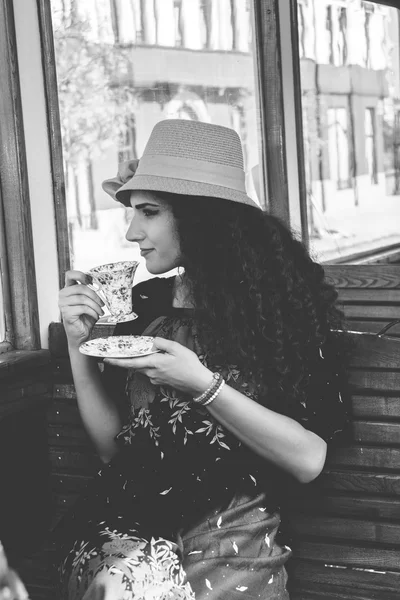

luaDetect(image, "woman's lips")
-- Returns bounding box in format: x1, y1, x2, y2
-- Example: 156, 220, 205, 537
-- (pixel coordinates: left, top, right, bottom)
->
140, 249, 154, 257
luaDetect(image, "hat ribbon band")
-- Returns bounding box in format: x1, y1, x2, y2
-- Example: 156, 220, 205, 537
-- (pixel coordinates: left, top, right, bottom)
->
135, 155, 246, 193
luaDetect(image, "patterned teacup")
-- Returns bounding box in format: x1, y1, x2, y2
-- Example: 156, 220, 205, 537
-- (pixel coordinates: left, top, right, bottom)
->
86, 261, 139, 324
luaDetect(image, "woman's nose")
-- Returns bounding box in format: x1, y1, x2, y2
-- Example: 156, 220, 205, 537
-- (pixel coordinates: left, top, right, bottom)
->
125, 218, 144, 243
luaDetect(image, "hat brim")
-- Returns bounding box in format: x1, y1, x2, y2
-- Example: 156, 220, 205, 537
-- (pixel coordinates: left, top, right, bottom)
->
115, 174, 260, 209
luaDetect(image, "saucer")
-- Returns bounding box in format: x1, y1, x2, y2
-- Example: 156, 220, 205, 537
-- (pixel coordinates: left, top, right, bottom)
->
79, 335, 159, 359
97, 312, 138, 325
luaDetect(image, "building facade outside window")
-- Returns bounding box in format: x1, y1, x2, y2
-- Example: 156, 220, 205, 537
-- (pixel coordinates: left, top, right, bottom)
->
298, 0, 400, 263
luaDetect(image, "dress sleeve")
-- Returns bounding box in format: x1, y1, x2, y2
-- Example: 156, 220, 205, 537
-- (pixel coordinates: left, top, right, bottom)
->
294, 334, 351, 444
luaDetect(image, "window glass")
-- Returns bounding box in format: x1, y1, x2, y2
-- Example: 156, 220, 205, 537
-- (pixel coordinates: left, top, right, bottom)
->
50, 0, 263, 278
0, 277, 5, 343
0, 214, 7, 344
298, 0, 400, 263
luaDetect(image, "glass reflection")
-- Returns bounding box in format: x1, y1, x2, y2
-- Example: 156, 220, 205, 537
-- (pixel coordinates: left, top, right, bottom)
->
50, 0, 262, 275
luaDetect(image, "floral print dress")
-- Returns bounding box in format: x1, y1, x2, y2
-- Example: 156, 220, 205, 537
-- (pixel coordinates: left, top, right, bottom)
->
54, 277, 349, 600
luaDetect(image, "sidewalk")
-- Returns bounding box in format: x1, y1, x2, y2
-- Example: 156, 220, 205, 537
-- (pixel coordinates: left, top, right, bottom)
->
309, 190, 400, 262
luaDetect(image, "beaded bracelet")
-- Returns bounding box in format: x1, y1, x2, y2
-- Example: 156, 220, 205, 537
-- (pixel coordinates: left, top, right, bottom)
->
193, 372, 225, 406
192, 372, 219, 404
202, 377, 225, 406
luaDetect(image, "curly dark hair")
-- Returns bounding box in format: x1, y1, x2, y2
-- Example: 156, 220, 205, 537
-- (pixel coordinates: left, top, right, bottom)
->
164, 193, 347, 418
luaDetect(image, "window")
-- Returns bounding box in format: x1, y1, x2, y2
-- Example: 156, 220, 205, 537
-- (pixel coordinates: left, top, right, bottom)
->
338, 7, 347, 66
326, 6, 334, 64
118, 116, 138, 164
174, 0, 183, 47
298, 1, 400, 263
365, 108, 378, 185
111, 0, 143, 45
298, 2, 306, 59
364, 3, 373, 68
328, 108, 351, 191
326, 4, 347, 67
0, 217, 8, 345
393, 110, 400, 195
48, 0, 263, 274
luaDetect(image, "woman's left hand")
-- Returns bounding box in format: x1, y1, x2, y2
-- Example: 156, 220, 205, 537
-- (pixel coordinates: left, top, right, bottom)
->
0, 543, 29, 600
103, 337, 213, 397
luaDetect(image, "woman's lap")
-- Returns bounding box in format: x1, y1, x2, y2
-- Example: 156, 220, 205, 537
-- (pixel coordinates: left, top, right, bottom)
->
59, 495, 291, 600
60, 532, 289, 600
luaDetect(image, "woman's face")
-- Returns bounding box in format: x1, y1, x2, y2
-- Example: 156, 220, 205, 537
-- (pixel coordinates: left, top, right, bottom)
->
126, 191, 182, 274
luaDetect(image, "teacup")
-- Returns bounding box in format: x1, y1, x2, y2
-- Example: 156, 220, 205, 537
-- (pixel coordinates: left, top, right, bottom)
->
86, 260, 139, 324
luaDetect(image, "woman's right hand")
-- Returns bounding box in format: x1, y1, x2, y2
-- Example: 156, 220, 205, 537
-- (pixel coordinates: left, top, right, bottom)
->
59, 270, 105, 349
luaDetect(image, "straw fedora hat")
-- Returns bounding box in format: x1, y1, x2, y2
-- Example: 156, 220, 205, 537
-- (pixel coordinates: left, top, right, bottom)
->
102, 119, 260, 209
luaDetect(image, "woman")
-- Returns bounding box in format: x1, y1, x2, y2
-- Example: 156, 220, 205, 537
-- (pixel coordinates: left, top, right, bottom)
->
57, 119, 349, 599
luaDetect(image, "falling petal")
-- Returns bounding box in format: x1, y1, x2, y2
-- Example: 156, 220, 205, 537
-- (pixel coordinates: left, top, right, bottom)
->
319, 347, 324, 359
265, 533, 271, 547
259, 507, 267, 512
268, 575, 274, 584
232, 541, 239, 554
160, 487, 172, 495
205, 579, 213, 590
249, 474, 257, 485
160, 452, 164, 459
188, 550, 202, 555
284, 545, 292, 552
236, 586, 248, 592
217, 516, 222, 528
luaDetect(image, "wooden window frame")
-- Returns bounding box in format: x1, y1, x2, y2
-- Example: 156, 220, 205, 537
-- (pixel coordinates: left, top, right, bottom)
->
253, 0, 307, 236
37, 0, 70, 290
0, 0, 40, 352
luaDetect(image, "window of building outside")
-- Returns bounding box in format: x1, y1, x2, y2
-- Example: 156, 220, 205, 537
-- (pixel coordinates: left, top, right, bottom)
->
297, 2, 306, 59
0, 276, 5, 344
327, 107, 351, 191
49, 0, 262, 282
326, 4, 347, 67
0, 214, 5, 344
365, 107, 378, 185
298, 0, 400, 263
0, 198, 12, 350
364, 3, 373, 68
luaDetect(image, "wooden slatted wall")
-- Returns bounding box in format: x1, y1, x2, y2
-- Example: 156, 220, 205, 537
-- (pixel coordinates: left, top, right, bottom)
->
16, 265, 400, 600
287, 265, 400, 600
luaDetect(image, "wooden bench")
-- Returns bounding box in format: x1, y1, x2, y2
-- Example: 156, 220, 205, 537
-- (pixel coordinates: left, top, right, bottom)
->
12, 265, 400, 599
286, 265, 400, 599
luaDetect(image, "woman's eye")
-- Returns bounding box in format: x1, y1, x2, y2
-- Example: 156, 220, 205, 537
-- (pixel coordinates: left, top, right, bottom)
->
143, 209, 158, 217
